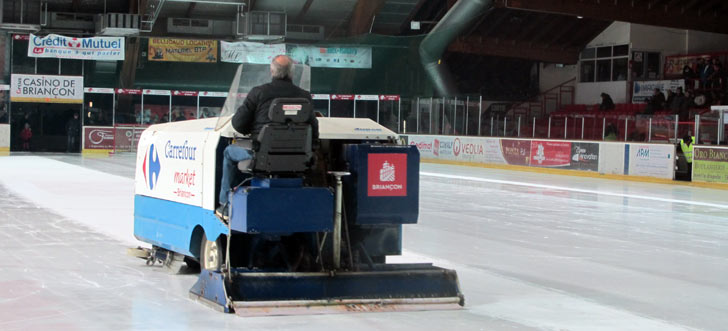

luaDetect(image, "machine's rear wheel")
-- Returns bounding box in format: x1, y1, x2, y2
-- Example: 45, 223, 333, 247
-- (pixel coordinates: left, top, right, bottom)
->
201, 234, 224, 271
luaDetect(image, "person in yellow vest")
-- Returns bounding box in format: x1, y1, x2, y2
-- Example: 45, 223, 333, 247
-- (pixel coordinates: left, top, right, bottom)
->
679, 134, 696, 181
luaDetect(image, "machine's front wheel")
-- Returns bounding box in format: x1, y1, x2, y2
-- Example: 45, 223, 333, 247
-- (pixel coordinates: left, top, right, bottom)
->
201, 234, 224, 271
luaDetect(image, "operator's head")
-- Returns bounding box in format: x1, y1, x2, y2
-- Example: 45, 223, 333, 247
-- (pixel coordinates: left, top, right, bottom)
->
270, 55, 293, 80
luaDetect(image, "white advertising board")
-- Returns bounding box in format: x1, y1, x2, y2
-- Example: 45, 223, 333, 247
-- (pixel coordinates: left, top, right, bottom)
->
626, 143, 675, 179
407, 135, 507, 164
136, 131, 208, 206
0, 124, 10, 151
220, 41, 286, 64
632, 80, 685, 103
28, 34, 124, 61
598, 142, 626, 175
11, 74, 84, 104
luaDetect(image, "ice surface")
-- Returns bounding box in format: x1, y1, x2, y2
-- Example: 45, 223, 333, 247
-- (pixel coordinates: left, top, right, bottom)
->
1, 154, 727, 330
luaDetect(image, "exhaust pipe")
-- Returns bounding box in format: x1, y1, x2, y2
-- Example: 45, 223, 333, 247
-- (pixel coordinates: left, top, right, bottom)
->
419, 0, 494, 96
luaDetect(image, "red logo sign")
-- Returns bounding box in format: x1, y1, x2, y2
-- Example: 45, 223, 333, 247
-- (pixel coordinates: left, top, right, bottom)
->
32, 47, 44, 54
367, 153, 407, 197
530, 140, 572, 167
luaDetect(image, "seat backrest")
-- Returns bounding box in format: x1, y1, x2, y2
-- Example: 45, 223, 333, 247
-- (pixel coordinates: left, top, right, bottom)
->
252, 98, 313, 174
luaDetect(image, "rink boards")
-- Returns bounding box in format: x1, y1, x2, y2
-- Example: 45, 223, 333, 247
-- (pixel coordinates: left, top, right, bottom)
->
404, 135, 676, 180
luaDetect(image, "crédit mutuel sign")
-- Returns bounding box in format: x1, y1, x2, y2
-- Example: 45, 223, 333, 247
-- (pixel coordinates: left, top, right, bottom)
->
28, 34, 124, 61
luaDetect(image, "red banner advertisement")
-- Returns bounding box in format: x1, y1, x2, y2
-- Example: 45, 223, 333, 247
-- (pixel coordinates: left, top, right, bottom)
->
331, 94, 355, 101
116, 88, 142, 95
84, 127, 115, 149
367, 153, 407, 197
379, 95, 400, 101
500, 139, 531, 166
172, 90, 199, 97
530, 140, 572, 167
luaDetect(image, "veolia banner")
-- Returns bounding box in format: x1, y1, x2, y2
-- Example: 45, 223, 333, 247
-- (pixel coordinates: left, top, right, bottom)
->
220, 41, 286, 64
28, 34, 125, 61
148, 38, 218, 63
10, 74, 84, 104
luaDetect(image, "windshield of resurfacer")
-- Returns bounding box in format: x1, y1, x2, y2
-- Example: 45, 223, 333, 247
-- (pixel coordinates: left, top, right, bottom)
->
215, 63, 311, 131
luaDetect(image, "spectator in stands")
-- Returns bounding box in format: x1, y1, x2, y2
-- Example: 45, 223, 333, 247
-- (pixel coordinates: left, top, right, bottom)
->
172, 108, 186, 122
680, 90, 695, 122
666, 90, 675, 109
20, 123, 32, 151
670, 87, 685, 113
599, 93, 615, 111
643, 88, 665, 115
709, 62, 726, 91
700, 58, 714, 89
682, 64, 696, 88
604, 123, 618, 141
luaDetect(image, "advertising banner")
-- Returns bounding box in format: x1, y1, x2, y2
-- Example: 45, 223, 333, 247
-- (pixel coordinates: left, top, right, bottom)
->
626, 144, 675, 179
664, 54, 718, 78
287, 45, 372, 69
568, 142, 599, 171
598, 142, 625, 175
136, 132, 208, 206
220, 41, 286, 64
28, 34, 124, 61
83, 126, 115, 149
693, 147, 728, 183
500, 139, 531, 166
148, 38, 218, 63
632, 80, 685, 103
530, 140, 572, 167
0, 124, 10, 150
11, 74, 83, 103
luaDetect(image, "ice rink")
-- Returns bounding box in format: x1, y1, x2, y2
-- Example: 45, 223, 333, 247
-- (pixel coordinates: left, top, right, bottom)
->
1, 153, 727, 330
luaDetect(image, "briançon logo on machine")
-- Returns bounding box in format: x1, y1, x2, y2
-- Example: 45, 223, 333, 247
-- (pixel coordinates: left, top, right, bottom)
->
367, 153, 407, 197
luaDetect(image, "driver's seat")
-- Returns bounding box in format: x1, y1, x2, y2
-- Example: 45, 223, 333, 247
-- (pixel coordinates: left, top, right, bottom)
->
238, 98, 314, 174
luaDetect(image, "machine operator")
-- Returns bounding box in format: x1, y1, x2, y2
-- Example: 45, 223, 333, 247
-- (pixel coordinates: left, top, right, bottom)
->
216, 55, 319, 220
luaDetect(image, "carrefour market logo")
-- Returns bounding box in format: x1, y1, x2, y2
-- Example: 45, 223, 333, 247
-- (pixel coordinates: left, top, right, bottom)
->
143, 144, 161, 190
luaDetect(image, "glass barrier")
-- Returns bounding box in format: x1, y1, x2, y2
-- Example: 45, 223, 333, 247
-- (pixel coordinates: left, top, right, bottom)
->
379, 97, 400, 133
432, 98, 444, 135
140, 94, 171, 124
171, 94, 198, 121
84, 92, 114, 126
115, 94, 142, 125
199, 96, 224, 119
417, 97, 433, 134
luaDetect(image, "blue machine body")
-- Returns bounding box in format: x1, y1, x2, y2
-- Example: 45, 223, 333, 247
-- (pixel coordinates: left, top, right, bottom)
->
343, 144, 420, 225
229, 178, 334, 234
134, 195, 229, 257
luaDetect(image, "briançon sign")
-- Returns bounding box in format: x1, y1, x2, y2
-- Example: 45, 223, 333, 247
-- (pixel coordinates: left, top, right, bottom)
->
10, 74, 84, 104
28, 34, 125, 61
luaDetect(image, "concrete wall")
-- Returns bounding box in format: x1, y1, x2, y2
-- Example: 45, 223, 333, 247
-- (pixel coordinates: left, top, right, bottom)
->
630, 24, 686, 56
686, 30, 728, 54
586, 22, 631, 47
539, 63, 577, 93
575, 81, 629, 104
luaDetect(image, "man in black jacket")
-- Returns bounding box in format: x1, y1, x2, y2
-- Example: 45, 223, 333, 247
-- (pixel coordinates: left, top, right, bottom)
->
66, 112, 81, 152
216, 55, 318, 220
